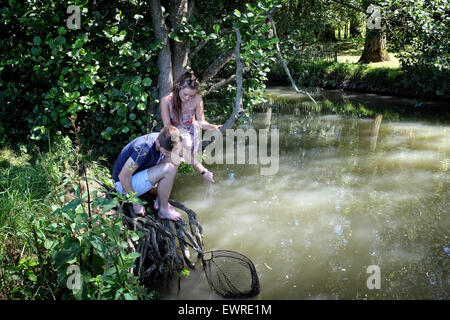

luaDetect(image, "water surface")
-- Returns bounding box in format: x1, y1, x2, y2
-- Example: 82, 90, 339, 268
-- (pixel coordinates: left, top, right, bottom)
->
165, 88, 450, 300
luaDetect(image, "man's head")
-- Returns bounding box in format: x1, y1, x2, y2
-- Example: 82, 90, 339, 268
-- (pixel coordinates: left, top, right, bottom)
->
156, 125, 183, 160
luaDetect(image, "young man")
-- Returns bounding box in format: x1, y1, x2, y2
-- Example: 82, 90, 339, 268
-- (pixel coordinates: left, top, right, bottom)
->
112, 126, 183, 221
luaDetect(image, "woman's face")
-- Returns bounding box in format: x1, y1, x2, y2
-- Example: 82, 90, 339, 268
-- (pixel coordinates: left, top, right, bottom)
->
179, 87, 197, 103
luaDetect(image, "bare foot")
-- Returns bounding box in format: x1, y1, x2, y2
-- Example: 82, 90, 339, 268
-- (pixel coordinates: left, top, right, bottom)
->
154, 197, 174, 211
158, 207, 182, 221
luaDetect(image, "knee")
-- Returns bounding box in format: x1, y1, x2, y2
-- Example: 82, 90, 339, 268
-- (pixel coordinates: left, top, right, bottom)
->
162, 162, 177, 175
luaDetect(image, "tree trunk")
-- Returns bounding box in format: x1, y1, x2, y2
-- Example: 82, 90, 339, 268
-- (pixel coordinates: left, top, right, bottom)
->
323, 24, 336, 42
349, 17, 361, 38
170, 0, 190, 82
150, 0, 173, 125
358, 26, 390, 63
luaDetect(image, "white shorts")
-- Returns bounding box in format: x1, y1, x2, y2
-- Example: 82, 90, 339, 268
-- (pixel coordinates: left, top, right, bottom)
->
115, 169, 155, 197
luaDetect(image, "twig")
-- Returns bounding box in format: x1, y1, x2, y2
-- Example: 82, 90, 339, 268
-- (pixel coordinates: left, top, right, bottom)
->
203, 66, 251, 97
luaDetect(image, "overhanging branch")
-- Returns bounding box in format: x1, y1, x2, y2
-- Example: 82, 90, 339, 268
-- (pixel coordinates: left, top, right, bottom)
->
203, 66, 250, 97
200, 49, 236, 83
220, 25, 245, 132
267, 13, 317, 104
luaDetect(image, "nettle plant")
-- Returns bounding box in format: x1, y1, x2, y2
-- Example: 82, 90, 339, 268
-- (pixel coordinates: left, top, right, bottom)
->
33, 120, 151, 300
45, 187, 149, 300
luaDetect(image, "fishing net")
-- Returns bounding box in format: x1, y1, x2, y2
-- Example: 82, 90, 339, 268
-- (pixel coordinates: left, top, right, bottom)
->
201, 250, 260, 299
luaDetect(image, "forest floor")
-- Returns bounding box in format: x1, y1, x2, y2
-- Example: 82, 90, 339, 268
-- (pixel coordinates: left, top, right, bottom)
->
334, 37, 401, 69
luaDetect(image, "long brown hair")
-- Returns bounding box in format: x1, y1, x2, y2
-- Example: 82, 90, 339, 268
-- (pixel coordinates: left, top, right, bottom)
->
171, 70, 200, 122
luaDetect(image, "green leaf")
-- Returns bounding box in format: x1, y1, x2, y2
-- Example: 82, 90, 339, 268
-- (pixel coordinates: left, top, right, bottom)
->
132, 76, 142, 85
33, 36, 41, 46
142, 77, 152, 87
128, 252, 141, 260
234, 9, 241, 17
130, 231, 141, 242
213, 24, 220, 33
92, 197, 119, 213
63, 198, 82, 213
57, 26, 67, 36
44, 239, 56, 250
90, 235, 107, 259
104, 267, 117, 277
181, 269, 190, 277
27, 272, 37, 282
124, 293, 137, 300
111, 26, 119, 35
54, 241, 81, 268
131, 84, 141, 93
31, 47, 41, 56
270, 37, 280, 44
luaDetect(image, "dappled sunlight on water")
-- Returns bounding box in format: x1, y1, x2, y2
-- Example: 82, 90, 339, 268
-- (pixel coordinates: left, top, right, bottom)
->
163, 89, 449, 300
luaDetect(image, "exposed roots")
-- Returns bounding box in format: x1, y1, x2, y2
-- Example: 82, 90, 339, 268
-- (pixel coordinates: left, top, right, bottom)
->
92, 178, 205, 289
120, 192, 204, 287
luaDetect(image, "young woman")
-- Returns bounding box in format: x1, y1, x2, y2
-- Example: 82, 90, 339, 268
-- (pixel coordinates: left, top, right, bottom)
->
160, 71, 222, 184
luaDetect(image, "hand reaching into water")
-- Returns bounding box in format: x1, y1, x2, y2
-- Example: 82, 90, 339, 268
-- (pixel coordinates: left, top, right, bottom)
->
203, 171, 215, 183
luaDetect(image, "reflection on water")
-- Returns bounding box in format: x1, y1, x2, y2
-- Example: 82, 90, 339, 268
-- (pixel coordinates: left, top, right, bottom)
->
164, 88, 450, 300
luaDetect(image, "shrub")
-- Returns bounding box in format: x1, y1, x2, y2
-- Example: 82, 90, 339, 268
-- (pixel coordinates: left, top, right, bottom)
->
0, 0, 160, 158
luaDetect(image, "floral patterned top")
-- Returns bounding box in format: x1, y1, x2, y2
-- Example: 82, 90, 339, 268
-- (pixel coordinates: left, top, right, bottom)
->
166, 92, 200, 154
167, 92, 196, 129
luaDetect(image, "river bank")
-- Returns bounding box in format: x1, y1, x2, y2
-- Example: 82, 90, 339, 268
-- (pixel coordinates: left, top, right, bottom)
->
267, 60, 450, 102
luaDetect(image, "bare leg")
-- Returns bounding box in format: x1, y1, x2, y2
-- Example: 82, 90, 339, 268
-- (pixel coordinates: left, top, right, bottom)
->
147, 159, 182, 221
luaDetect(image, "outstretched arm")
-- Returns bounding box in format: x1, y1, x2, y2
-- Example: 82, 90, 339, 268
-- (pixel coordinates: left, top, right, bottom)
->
195, 95, 222, 131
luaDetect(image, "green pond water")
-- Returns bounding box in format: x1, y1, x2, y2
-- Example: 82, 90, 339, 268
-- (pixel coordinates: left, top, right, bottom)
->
163, 87, 450, 300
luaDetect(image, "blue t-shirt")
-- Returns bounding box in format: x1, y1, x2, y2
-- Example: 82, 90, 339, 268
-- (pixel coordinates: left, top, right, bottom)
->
112, 133, 162, 182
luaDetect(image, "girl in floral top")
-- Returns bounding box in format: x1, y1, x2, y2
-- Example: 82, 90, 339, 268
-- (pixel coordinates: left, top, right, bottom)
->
160, 71, 222, 185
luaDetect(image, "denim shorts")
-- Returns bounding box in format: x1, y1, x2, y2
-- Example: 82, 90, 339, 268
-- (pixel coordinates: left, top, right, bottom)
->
115, 169, 154, 197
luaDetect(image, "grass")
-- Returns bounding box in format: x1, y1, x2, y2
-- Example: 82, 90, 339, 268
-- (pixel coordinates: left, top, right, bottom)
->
334, 37, 401, 69
0, 137, 118, 299
0, 130, 167, 300
0, 147, 54, 299
271, 37, 446, 98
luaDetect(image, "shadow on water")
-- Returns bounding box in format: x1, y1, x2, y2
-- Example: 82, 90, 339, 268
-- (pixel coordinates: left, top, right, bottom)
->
163, 88, 449, 300
263, 87, 450, 124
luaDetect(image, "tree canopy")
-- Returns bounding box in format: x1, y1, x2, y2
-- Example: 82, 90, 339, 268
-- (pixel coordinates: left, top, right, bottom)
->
0, 0, 447, 154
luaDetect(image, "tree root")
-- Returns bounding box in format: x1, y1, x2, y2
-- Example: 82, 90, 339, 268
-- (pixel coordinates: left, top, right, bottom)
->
91, 178, 204, 289
121, 194, 204, 287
